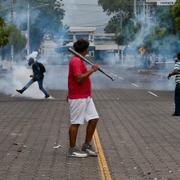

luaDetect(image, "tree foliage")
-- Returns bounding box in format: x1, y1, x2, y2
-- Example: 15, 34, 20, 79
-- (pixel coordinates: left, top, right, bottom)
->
0, 17, 9, 47
172, 0, 180, 32
0, 17, 27, 52
28, 0, 65, 50
8, 25, 27, 53
99, 0, 180, 53
98, 0, 138, 45
0, 0, 64, 52
98, 0, 133, 15
143, 6, 179, 53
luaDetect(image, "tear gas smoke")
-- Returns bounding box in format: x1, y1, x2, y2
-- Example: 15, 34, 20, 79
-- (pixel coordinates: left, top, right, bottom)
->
0, 64, 68, 99
27, 51, 38, 60
0, 1, 176, 97
92, 7, 177, 91
0, 65, 44, 99
0, 1, 67, 98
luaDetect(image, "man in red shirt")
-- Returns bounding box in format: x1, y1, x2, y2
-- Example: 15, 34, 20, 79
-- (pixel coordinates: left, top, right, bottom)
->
68, 39, 99, 158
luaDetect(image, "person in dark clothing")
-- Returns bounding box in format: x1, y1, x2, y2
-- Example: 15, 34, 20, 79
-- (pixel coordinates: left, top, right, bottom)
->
168, 52, 180, 116
16, 57, 50, 98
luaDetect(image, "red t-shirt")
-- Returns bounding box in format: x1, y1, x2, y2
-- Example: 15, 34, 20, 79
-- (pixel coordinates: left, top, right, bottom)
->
68, 55, 91, 99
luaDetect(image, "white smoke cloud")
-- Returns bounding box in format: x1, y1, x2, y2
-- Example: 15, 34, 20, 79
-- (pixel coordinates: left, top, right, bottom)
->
0, 65, 45, 99
27, 51, 38, 60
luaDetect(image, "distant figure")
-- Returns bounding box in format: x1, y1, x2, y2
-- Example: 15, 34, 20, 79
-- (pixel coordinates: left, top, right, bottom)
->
16, 57, 50, 98
67, 39, 99, 158
168, 52, 180, 116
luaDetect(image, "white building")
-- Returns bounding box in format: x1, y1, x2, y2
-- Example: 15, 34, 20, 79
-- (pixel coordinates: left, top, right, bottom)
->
57, 26, 125, 64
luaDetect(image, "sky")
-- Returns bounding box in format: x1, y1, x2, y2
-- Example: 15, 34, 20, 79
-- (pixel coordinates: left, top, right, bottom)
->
62, 0, 111, 32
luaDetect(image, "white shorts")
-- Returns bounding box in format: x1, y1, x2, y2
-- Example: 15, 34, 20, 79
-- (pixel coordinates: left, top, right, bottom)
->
68, 97, 99, 124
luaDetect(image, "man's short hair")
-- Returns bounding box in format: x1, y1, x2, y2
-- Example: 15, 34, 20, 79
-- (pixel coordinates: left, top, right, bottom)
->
73, 39, 89, 53
177, 52, 180, 60
28, 57, 35, 66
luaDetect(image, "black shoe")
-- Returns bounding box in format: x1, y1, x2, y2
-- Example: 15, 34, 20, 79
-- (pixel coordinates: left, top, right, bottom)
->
16, 89, 23, 94
172, 112, 180, 116
45, 94, 50, 99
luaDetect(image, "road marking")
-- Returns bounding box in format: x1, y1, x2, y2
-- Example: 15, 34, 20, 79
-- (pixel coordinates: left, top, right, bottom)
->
118, 76, 124, 80
147, 91, 159, 97
53, 144, 62, 149
131, 83, 139, 88
93, 129, 112, 180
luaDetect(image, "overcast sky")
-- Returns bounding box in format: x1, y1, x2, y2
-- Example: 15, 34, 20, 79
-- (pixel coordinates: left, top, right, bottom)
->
62, 0, 111, 32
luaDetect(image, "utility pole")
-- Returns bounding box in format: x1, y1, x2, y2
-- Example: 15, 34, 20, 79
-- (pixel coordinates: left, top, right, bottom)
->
134, 0, 137, 18
120, 12, 123, 33
10, 0, 15, 63
27, 3, 30, 55
26, 3, 50, 56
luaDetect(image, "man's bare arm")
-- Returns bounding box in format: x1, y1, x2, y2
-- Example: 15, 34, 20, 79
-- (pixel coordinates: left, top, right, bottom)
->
75, 64, 99, 83
168, 69, 180, 79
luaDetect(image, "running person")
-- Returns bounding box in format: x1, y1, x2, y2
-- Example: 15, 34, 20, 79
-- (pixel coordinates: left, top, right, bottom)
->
16, 57, 50, 98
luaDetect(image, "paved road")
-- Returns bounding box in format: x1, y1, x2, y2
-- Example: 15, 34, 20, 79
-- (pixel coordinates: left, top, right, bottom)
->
94, 89, 179, 180
0, 92, 100, 180
0, 88, 180, 180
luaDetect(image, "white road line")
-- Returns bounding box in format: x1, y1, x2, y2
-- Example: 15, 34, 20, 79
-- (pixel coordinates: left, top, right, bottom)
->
118, 76, 124, 80
131, 83, 139, 88
147, 91, 159, 97
53, 144, 62, 149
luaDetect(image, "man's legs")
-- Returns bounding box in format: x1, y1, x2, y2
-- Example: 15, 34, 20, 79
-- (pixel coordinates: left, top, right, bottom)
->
37, 79, 49, 98
68, 124, 88, 158
69, 124, 80, 148
174, 83, 180, 115
85, 119, 98, 144
16, 79, 34, 94
82, 119, 98, 156
81, 98, 99, 156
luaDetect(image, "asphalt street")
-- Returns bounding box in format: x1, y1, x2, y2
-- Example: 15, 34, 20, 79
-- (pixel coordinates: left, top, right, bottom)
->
0, 66, 179, 180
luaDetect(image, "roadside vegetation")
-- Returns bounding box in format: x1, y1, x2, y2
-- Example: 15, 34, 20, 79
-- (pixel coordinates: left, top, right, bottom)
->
0, 0, 64, 60
98, 0, 180, 55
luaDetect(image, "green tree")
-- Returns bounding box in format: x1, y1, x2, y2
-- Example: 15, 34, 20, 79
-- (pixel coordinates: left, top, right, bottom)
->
0, 17, 27, 52
17, 0, 65, 51
172, 0, 180, 32
0, 17, 9, 47
98, 0, 133, 15
29, 0, 65, 50
98, 0, 137, 45
8, 25, 27, 53
0, 0, 64, 51
99, 0, 179, 52
143, 5, 179, 54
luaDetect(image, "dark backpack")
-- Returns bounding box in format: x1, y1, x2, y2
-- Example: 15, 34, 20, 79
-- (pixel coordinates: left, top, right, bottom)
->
38, 63, 46, 73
